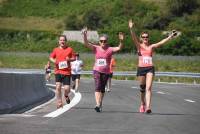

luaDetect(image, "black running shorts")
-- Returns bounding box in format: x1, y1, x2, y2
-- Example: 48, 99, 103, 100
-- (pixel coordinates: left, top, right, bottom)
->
71, 74, 81, 81
137, 66, 155, 76
55, 74, 71, 85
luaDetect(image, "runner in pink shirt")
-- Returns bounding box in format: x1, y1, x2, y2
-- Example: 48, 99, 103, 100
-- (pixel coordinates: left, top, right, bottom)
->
129, 19, 178, 114
82, 27, 124, 112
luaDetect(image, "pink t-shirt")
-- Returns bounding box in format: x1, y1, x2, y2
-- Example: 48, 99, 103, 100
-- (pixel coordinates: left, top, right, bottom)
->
93, 45, 113, 74
138, 46, 153, 67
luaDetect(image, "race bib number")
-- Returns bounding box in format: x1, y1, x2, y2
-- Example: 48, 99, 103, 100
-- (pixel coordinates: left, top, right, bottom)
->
58, 61, 68, 69
142, 56, 152, 64
96, 59, 107, 67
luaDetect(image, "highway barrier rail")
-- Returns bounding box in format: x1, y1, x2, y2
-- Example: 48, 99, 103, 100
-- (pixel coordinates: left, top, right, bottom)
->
82, 71, 200, 78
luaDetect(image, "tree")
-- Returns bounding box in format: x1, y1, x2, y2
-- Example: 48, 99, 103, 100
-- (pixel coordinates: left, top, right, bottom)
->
167, 0, 199, 16
83, 9, 103, 30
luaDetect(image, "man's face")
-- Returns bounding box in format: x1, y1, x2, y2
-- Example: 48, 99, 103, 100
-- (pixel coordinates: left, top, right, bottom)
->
59, 36, 66, 47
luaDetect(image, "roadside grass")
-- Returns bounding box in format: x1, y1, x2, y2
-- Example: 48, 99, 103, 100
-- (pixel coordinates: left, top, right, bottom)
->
0, 52, 49, 69
0, 52, 200, 72
0, 52, 199, 84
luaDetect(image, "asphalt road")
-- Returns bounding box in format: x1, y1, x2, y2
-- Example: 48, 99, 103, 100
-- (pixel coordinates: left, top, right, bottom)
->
0, 78, 200, 134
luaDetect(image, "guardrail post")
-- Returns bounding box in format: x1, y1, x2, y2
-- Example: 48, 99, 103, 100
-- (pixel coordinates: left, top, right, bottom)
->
193, 80, 196, 85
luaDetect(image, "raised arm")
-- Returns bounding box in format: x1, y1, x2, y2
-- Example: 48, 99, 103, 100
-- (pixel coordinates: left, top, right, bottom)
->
128, 19, 140, 50
112, 32, 124, 52
150, 31, 176, 48
82, 27, 95, 50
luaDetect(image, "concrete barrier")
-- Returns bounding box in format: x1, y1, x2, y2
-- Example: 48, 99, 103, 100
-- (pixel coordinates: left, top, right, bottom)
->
0, 69, 54, 114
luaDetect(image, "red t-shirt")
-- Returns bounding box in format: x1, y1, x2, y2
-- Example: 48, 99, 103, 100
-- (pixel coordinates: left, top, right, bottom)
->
50, 46, 75, 75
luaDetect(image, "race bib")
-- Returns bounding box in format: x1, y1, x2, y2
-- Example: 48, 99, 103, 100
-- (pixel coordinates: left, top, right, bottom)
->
96, 59, 107, 67
142, 56, 152, 64
58, 61, 68, 69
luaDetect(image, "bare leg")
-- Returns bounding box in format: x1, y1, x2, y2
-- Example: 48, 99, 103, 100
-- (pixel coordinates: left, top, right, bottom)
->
63, 85, 71, 104
71, 80, 75, 90
63, 85, 70, 97
95, 91, 102, 107
138, 76, 146, 105
107, 77, 111, 92
46, 73, 51, 81
95, 91, 104, 112
145, 73, 154, 111
75, 78, 80, 92
56, 82, 63, 108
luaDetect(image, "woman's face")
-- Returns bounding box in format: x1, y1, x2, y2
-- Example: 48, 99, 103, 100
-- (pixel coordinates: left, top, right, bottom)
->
59, 36, 66, 47
99, 36, 107, 47
141, 33, 149, 44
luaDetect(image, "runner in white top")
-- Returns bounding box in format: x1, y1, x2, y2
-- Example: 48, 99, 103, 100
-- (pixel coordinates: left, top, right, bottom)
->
70, 53, 84, 92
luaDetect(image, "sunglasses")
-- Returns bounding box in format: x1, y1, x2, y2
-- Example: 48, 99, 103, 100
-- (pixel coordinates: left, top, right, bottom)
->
141, 36, 149, 39
100, 40, 107, 43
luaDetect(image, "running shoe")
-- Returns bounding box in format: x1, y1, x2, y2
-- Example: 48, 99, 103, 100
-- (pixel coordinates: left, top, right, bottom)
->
139, 105, 145, 113
75, 89, 78, 93
145, 109, 152, 114
65, 96, 70, 104
94, 106, 101, 112
106, 88, 111, 92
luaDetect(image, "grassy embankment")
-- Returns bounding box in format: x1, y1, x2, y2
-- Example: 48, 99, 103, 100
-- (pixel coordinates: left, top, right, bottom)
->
0, 52, 199, 84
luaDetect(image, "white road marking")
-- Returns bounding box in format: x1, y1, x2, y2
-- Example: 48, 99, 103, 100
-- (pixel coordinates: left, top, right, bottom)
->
0, 114, 35, 118
154, 81, 200, 86
131, 86, 138, 89
43, 88, 82, 118
157, 91, 166, 94
184, 99, 195, 103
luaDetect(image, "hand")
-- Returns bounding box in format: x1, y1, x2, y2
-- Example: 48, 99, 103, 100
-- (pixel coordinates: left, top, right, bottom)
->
66, 57, 70, 62
169, 30, 178, 39
81, 26, 87, 35
172, 30, 178, 37
128, 19, 134, 28
118, 32, 124, 41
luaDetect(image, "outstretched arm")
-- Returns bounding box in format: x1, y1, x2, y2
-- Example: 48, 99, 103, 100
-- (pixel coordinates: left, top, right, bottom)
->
82, 27, 95, 50
151, 33, 175, 48
113, 32, 124, 52
128, 19, 140, 50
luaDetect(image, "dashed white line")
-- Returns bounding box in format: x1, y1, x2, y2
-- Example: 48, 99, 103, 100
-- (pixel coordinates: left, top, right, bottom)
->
156, 91, 166, 94
131, 86, 138, 89
184, 99, 195, 103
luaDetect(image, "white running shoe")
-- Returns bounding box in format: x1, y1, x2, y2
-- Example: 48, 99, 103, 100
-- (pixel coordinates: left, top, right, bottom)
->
106, 88, 111, 92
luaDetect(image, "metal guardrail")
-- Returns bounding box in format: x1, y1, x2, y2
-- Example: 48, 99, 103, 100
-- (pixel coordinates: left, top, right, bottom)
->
82, 71, 200, 78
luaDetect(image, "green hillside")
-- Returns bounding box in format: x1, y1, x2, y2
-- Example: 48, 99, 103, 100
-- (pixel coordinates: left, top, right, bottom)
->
0, 0, 199, 55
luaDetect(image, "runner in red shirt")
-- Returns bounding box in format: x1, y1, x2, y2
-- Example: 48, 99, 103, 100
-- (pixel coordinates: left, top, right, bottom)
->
49, 35, 75, 109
